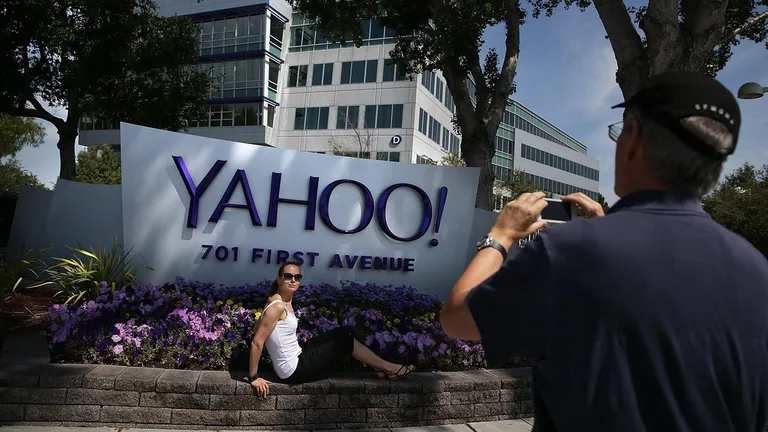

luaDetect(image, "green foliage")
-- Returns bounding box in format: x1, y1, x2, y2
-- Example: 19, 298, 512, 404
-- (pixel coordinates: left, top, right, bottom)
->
76, 145, 121, 185
39, 240, 151, 304
0, 159, 45, 192
0, 245, 48, 298
574, 193, 611, 217
528, 0, 768, 93
0, 115, 45, 159
498, 169, 549, 200
0, 0, 211, 180
289, 0, 524, 210
703, 163, 768, 257
440, 153, 466, 167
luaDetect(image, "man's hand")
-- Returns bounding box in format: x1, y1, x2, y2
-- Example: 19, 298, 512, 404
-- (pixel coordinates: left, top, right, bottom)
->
251, 377, 271, 397
488, 192, 550, 248
562, 192, 605, 218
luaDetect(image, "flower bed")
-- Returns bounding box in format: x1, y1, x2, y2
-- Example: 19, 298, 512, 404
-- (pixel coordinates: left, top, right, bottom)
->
48, 279, 530, 372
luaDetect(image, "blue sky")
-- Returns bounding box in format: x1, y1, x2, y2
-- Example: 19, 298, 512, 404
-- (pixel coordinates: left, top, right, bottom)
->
15, 5, 768, 205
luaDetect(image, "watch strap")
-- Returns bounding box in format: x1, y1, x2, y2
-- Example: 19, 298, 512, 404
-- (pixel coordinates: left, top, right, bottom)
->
478, 237, 508, 260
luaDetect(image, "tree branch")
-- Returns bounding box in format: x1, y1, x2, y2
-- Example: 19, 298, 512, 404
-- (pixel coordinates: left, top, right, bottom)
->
426, 0, 477, 135
592, 0, 649, 97
720, 10, 768, 45
25, 95, 66, 130
679, 0, 730, 71
642, 0, 681, 73
469, 52, 490, 114
19, 47, 66, 130
487, 0, 521, 131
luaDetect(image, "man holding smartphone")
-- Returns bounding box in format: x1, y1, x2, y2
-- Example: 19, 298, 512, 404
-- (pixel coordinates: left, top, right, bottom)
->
441, 71, 768, 432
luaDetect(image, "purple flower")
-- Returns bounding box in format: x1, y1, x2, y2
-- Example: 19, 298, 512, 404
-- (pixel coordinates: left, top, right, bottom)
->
47, 278, 503, 372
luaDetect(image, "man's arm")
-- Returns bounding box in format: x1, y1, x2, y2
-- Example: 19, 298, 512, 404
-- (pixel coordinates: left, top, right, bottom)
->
441, 244, 511, 341
440, 192, 553, 365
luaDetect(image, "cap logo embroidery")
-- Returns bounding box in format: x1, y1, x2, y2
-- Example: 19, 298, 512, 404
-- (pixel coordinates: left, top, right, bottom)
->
694, 104, 735, 125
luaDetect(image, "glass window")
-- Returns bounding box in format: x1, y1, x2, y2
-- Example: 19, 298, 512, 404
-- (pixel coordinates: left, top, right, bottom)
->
298, 65, 307, 86
336, 106, 347, 129
377, 152, 388, 161
377, 104, 392, 128
294, 108, 305, 130
340, 62, 352, 84
270, 16, 284, 44
365, 59, 378, 83
370, 20, 384, 39
364, 105, 376, 128
350, 61, 366, 83
323, 63, 333, 85
288, 65, 307, 87
347, 105, 359, 128
234, 105, 246, 126
247, 104, 262, 126
383, 60, 395, 82
305, 107, 319, 129
267, 105, 274, 127
312, 64, 324, 86
318, 107, 329, 129
311, 63, 333, 85
391, 104, 403, 128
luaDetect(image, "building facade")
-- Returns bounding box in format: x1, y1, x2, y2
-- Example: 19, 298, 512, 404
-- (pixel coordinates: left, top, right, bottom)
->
78, 0, 600, 209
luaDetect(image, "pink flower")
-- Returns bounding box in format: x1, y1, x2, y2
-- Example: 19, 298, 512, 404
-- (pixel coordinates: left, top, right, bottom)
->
113, 345, 124, 355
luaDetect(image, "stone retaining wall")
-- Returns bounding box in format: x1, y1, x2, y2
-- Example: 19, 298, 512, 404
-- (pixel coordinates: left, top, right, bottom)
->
0, 364, 533, 430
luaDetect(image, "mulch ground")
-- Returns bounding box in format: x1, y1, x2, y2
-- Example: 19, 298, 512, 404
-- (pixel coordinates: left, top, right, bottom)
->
0, 285, 57, 351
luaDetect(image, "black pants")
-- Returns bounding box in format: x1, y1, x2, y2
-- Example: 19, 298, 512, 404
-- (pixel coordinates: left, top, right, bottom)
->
284, 327, 355, 384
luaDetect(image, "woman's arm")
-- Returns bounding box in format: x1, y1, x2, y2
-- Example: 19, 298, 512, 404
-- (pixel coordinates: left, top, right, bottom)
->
249, 303, 284, 379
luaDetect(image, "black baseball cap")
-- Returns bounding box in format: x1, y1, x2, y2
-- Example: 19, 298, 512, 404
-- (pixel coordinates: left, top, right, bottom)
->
611, 71, 741, 161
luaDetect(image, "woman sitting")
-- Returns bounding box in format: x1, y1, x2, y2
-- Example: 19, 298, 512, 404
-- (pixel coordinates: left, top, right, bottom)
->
248, 261, 416, 396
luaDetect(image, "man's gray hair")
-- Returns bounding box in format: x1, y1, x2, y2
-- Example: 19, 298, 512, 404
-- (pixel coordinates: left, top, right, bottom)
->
624, 107, 734, 197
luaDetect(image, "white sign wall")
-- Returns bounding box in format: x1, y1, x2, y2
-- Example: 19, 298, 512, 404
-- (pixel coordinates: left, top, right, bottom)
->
120, 123, 480, 297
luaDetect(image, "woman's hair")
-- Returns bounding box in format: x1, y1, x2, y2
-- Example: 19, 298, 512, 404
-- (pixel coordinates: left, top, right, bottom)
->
268, 261, 301, 296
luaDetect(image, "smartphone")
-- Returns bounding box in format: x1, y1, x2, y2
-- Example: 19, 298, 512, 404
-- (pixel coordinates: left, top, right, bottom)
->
539, 198, 572, 224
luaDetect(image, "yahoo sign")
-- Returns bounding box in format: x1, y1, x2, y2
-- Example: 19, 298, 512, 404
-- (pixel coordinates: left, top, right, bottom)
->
120, 124, 480, 297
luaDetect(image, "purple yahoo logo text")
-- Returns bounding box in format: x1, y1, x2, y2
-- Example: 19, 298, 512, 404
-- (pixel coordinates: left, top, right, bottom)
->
172, 156, 449, 245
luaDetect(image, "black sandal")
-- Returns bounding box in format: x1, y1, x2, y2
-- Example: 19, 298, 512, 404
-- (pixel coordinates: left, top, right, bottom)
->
386, 364, 416, 381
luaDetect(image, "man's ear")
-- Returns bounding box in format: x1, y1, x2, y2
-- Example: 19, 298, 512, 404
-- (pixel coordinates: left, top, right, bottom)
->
624, 119, 643, 163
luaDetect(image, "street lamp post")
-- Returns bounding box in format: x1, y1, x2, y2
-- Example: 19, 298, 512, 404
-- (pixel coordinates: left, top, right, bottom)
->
737, 82, 768, 100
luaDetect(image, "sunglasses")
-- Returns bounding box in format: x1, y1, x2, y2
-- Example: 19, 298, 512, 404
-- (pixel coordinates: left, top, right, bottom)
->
282, 272, 303, 282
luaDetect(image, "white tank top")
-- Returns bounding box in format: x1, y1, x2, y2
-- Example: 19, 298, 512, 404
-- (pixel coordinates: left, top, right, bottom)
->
262, 300, 302, 379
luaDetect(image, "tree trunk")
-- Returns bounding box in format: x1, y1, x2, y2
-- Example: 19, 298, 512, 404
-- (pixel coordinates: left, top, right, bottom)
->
462, 128, 496, 211
57, 127, 78, 181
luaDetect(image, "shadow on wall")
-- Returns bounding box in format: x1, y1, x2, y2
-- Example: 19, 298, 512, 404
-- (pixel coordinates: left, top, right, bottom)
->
7, 180, 123, 264
0, 192, 19, 248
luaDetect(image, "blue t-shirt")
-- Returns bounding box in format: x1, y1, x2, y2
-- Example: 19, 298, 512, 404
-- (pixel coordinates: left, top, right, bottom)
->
467, 189, 768, 432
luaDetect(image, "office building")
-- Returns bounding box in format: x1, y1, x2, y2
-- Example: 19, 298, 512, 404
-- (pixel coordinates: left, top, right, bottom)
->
77, 0, 600, 209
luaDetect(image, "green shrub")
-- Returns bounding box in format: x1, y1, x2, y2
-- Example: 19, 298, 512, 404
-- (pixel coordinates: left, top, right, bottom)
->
0, 245, 48, 297
40, 239, 151, 304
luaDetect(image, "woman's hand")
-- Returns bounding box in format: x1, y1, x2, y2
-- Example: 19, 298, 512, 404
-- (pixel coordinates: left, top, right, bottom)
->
251, 377, 271, 397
